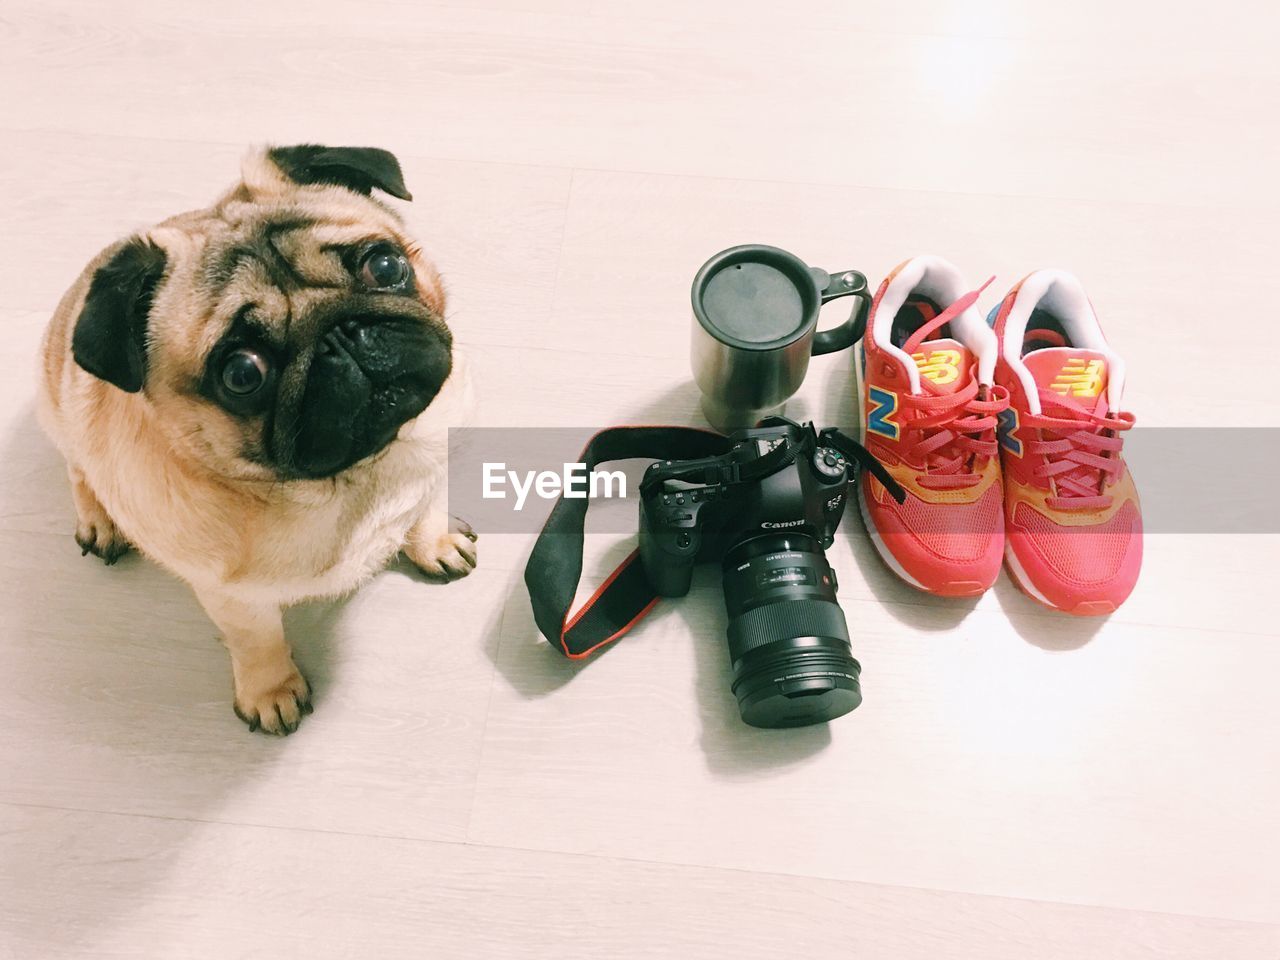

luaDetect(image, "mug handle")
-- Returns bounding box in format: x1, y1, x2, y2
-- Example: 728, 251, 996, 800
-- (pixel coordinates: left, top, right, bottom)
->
808, 267, 870, 356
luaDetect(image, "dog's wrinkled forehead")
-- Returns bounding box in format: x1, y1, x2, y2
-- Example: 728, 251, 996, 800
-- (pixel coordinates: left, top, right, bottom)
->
222, 145, 404, 245
212, 148, 409, 280
203, 209, 398, 302
178, 146, 428, 358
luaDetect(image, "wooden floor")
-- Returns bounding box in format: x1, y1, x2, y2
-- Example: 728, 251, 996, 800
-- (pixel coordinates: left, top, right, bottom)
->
2, 1, 1278, 957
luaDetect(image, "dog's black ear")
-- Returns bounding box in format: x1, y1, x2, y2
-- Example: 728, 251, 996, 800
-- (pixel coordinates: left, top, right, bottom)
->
267, 144, 413, 201
71, 238, 168, 394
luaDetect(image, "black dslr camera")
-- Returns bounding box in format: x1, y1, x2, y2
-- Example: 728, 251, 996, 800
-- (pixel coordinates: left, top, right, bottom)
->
638, 417, 862, 729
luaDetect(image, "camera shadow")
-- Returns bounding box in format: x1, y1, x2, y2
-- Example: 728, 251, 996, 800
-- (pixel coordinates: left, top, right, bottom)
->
482, 378, 704, 700
482, 377, 834, 774
484, 529, 834, 776
684, 572, 833, 779
481, 524, 654, 700
628, 378, 837, 775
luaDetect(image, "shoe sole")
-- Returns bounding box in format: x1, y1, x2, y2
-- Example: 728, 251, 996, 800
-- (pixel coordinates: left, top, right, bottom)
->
1003, 541, 1116, 617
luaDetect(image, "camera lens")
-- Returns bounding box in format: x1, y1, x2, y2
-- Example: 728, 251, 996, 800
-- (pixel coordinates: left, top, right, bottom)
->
721, 533, 860, 729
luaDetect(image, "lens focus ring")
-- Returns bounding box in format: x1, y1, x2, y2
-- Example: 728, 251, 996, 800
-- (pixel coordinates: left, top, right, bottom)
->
726, 598, 850, 661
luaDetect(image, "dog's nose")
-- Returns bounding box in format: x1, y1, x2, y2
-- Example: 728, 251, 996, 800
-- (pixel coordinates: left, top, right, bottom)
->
318, 317, 368, 356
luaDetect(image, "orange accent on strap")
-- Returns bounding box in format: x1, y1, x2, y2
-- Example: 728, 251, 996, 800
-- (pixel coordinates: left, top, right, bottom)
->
560, 549, 659, 660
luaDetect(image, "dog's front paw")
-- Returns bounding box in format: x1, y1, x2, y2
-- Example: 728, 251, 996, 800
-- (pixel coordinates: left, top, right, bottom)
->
404, 519, 478, 581
233, 665, 312, 736
75, 514, 132, 565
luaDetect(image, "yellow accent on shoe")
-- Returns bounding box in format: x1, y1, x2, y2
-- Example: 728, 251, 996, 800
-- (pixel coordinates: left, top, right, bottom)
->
912, 348, 962, 386
1050, 358, 1105, 397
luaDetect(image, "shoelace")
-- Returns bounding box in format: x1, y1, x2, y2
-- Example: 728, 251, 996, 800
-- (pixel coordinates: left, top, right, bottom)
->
1022, 391, 1135, 511
896, 277, 1008, 490
899, 381, 1009, 489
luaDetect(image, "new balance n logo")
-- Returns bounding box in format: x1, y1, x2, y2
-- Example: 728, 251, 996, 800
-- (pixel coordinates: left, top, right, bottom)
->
997, 407, 1022, 457
1051, 358, 1105, 398
866, 386, 900, 440
912, 348, 962, 386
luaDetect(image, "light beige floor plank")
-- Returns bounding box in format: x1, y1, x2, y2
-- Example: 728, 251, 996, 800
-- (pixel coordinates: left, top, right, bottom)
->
0, 130, 572, 347
3, 2, 1275, 208
0, 524, 505, 840
17, 0, 1279, 47
4, 132, 1269, 431
469, 585, 1280, 923
3, 803, 1276, 960
2, 0, 1277, 950
541, 168, 1274, 427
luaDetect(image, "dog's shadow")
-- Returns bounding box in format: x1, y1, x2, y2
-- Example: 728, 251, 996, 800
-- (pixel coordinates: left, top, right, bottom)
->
0, 402, 347, 953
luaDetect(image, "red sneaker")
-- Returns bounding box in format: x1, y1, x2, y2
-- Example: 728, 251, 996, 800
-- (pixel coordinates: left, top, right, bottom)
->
857, 256, 1008, 597
990, 270, 1141, 615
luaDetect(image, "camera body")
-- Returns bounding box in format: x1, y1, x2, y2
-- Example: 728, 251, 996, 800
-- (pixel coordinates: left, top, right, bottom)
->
638, 418, 862, 729
639, 418, 851, 596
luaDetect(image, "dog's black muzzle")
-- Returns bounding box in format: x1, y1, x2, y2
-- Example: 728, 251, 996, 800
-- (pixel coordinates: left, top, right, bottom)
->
286, 315, 452, 478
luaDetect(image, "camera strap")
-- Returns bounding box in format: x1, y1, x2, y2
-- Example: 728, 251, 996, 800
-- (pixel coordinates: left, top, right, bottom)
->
524, 426, 732, 659
523, 425, 905, 660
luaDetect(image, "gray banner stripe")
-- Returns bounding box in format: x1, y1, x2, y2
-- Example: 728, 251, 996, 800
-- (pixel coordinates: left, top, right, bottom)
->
447, 427, 1280, 535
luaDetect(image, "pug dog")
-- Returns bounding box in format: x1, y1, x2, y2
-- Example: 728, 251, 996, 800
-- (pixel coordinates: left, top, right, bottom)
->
37, 144, 476, 735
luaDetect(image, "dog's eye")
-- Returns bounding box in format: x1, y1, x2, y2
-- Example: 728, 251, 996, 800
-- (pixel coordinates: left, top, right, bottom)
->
221, 348, 269, 396
359, 247, 410, 289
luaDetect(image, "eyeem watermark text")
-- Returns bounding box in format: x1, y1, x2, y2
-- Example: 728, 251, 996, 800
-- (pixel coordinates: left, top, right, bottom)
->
452, 427, 1280, 533
482, 462, 628, 511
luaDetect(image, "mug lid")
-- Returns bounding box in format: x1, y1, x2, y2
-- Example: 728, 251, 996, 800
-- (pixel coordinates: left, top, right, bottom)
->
691, 245, 820, 351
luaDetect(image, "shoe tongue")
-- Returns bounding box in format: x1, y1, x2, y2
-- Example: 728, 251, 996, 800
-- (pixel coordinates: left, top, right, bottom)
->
1024, 347, 1109, 410
910, 338, 972, 395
